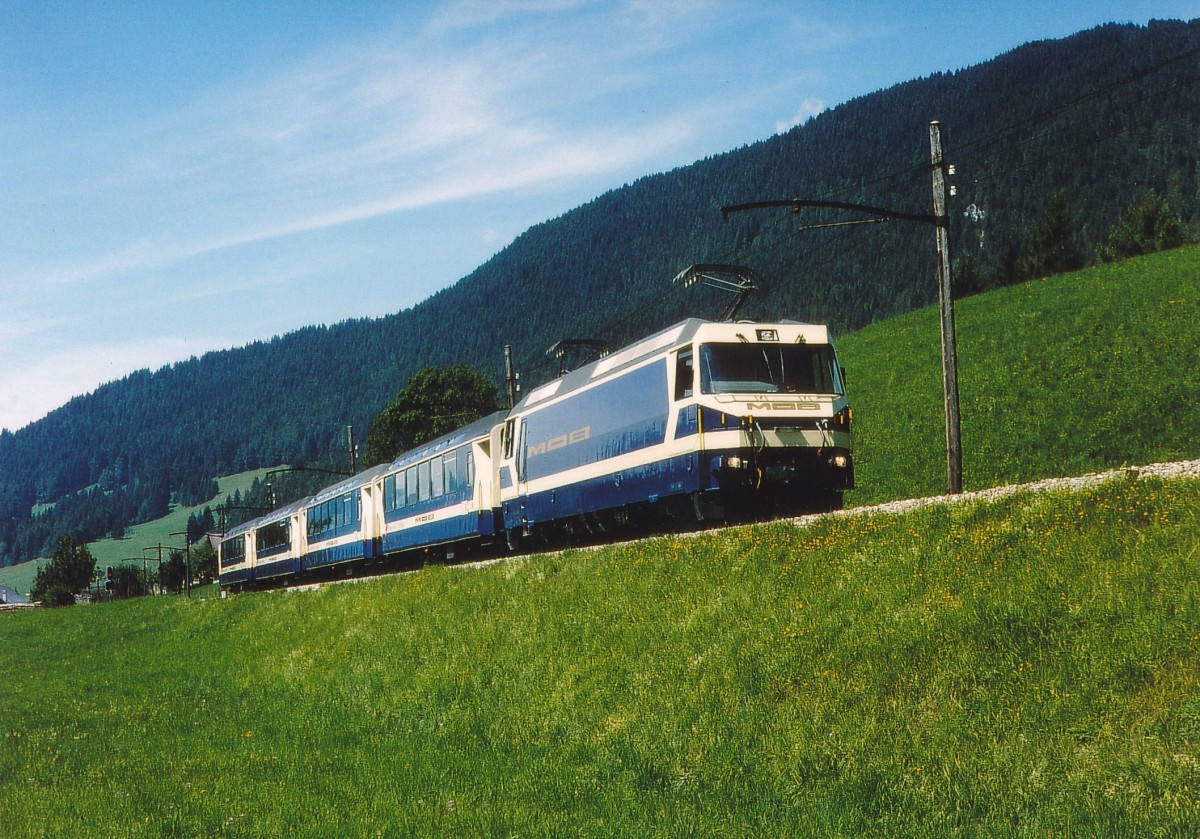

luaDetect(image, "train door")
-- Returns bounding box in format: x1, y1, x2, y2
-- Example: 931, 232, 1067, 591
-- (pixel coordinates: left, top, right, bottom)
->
472, 437, 491, 514
515, 418, 529, 497
360, 480, 381, 558
490, 421, 507, 509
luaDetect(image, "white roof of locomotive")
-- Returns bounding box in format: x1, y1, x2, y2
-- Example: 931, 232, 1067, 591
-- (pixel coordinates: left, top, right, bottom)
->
516, 317, 831, 411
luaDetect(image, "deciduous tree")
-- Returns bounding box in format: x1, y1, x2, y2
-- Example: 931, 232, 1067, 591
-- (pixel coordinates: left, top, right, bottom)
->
30, 536, 96, 606
364, 366, 498, 467
1098, 189, 1187, 262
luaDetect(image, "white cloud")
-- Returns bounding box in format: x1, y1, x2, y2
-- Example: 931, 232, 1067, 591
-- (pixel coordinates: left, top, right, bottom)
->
776, 97, 827, 133
13, 16, 709, 291
0, 1, 797, 430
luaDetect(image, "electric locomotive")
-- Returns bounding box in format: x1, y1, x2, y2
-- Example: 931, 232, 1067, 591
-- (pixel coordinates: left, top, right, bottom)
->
494, 317, 853, 549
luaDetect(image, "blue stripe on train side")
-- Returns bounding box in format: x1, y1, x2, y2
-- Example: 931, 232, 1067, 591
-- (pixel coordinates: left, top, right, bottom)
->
674, 403, 699, 438
700, 407, 742, 431
219, 567, 253, 586
522, 359, 669, 481
255, 556, 301, 580
303, 539, 375, 570
381, 510, 496, 554
514, 451, 703, 525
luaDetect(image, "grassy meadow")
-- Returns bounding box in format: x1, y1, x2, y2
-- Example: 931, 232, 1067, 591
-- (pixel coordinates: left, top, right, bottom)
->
3, 475, 1200, 836
840, 245, 1200, 504
3, 248, 1200, 834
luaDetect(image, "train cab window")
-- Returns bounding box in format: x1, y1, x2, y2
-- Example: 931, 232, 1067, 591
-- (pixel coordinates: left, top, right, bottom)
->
699, 343, 842, 395
674, 348, 694, 400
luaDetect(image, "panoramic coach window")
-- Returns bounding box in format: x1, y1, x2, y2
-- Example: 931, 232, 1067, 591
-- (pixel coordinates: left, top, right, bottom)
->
406, 466, 419, 506
307, 491, 360, 540
418, 461, 432, 502
256, 520, 289, 553
431, 455, 445, 497
221, 536, 246, 565
383, 473, 399, 512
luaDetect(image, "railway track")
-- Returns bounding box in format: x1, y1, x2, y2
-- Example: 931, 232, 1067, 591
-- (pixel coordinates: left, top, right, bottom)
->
276, 458, 1200, 594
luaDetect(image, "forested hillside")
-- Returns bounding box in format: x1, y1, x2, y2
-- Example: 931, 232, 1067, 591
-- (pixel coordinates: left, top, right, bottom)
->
2, 20, 1198, 567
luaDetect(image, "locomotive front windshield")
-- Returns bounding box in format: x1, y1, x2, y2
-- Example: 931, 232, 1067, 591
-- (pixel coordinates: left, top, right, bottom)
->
699, 343, 842, 395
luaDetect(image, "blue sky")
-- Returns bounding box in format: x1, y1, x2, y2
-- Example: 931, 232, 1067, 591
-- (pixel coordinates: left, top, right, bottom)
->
1, 0, 1195, 432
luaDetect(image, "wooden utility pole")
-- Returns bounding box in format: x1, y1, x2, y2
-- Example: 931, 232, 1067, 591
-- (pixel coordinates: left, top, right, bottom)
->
929, 121, 963, 494
503, 344, 517, 409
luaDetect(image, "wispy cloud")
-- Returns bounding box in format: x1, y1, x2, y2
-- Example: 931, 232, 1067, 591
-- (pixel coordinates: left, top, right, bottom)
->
14, 8, 716, 292
0, 1, 833, 431
776, 97, 827, 133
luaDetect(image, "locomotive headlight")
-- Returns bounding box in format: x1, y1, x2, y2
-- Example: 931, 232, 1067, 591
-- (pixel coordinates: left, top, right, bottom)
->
833, 454, 849, 468
725, 456, 744, 469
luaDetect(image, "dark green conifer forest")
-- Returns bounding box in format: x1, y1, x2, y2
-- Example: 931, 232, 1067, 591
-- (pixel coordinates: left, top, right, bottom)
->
2, 20, 1198, 566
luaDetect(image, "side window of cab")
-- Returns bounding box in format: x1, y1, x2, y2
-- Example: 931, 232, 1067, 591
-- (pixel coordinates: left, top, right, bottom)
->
502, 418, 516, 460
674, 348, 694, 400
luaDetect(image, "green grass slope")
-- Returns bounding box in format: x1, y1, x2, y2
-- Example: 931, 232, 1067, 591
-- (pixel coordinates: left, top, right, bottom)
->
84, 467, 279, 571
2, 475, 1199, 836
0, 557, 42, 600
840, 245, 1200, 505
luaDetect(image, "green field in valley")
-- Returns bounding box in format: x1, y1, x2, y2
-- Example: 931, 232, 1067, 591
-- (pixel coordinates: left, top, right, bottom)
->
3, 248, 1200, 834
0, 468, 278, 599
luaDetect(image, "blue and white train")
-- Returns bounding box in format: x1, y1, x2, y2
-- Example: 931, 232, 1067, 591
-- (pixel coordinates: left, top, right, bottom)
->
219, 317, 853, 590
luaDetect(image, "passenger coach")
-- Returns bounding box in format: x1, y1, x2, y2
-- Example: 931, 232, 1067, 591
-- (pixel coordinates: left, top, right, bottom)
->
301, 463, 387, 573
379, 410, 507, 561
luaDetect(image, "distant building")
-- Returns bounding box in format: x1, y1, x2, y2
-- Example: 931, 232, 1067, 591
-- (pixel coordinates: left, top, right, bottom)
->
0, 584, 32, 610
